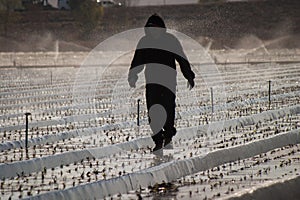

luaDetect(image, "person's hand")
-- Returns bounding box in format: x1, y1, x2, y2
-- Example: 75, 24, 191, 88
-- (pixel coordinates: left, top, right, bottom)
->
128, 78, 136, 88
129, 82, 136, 88
187, 79, 194, 90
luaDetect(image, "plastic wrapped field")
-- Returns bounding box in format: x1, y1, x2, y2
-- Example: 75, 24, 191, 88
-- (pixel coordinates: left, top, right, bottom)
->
0, 49, 299, 200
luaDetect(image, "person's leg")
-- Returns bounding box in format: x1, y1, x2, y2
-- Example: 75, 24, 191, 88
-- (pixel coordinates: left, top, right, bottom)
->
151, 129, 164, 151
146, 84, 164, 151
162, 89, 176, 146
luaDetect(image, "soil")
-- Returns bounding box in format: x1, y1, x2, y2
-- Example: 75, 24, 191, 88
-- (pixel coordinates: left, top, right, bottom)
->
0, 0, 299, 52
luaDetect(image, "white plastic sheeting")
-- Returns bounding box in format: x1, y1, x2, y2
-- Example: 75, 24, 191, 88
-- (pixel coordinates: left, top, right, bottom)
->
27, 129, 300, 200
0, 137, 152, 179
0, 105, 299, 179
176, 104, 299, 140
1, 101, 299, 153
0, 120, 139, 152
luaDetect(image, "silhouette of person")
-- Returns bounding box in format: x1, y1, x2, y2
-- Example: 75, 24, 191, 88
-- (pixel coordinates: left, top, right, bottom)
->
128, 14, 195, 151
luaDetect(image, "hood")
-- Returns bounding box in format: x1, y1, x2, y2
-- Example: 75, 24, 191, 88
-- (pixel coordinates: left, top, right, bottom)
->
144, 14, 166, 38
145, 14, 166, 28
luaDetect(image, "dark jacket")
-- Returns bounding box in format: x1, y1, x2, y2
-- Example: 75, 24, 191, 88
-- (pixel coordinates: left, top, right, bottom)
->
128, 14, 195, 93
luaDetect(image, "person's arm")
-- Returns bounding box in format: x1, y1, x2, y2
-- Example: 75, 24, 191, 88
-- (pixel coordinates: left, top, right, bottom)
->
174, 38, 195, 89
128, 41, 145, 88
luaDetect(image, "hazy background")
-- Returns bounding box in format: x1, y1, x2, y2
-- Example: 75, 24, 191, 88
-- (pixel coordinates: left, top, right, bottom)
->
0, 0, 299, 52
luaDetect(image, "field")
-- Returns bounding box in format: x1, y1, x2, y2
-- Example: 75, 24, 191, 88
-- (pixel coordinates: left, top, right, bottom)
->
0, 45, 299, 200
0, 0, 299, 199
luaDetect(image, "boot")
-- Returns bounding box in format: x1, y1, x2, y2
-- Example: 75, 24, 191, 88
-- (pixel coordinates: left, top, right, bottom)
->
164, 136, 173, 147
152, 141, 163, 152
151, 131, 164, 152
163, 127, 176, 147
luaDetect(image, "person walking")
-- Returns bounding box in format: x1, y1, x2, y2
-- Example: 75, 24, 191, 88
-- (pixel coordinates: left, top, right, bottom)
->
128, 14, 195, 152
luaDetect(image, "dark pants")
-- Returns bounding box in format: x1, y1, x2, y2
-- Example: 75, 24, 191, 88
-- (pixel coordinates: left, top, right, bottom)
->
146, 84, 177, 142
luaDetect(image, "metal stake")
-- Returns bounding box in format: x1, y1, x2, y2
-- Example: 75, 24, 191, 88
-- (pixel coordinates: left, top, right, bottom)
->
137, 99, 140, 126
25, 112, 31, 156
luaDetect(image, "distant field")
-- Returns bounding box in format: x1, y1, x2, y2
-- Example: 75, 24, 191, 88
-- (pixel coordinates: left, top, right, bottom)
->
0, 0, 299, 51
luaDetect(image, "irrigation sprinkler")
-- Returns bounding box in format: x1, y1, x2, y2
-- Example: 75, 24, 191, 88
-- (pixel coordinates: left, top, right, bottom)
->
268, 80, 272, 110
25, 112, 31, 157
137, 99, 140, 126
